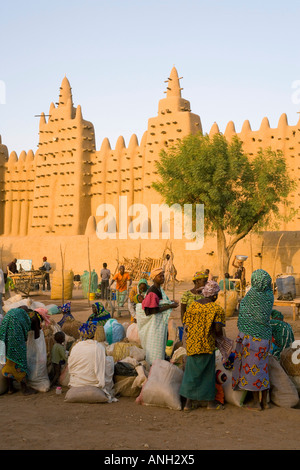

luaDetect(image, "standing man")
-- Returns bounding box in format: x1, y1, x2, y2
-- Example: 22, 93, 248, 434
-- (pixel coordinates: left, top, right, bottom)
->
7, 258, 18, 274
100, 262, 111, 300
162, 253, 177, 291
110, 265, 132, 315
232, 257, 246, 296
41, 256, 51, 291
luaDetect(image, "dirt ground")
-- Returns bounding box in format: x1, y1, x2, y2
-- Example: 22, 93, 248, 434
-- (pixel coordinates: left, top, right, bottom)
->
1, 282, 300, 451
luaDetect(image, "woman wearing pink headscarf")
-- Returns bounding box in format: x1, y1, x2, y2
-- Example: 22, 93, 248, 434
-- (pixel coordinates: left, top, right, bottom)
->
34, 308, 51, 327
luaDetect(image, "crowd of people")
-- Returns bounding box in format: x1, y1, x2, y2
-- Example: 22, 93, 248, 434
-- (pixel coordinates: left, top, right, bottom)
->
0, 255, 297, 413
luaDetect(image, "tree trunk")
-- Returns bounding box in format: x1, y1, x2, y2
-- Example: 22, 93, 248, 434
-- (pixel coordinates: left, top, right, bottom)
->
217, 228, 230, 280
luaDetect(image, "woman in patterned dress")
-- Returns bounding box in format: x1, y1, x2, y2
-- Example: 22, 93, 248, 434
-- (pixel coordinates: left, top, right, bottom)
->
180, 280, 226, 410
232, 269, 274, 411
180, 271, 209, 349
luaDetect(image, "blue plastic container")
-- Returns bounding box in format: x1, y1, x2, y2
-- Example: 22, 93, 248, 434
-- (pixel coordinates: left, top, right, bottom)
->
276, 276, 296, 298
178, 326, 184, 341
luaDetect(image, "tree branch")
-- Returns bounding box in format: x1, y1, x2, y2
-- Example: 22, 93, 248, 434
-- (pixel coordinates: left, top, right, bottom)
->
227, 208, 266, 252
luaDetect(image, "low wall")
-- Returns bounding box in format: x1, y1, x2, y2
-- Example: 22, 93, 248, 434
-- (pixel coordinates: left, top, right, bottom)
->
1, 231, 299, 294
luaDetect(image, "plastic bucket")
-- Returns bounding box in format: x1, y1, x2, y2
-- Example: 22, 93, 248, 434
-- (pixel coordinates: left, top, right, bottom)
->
89, 293, 96, 301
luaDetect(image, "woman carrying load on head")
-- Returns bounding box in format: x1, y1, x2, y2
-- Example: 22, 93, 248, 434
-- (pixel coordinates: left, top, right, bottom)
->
232, 269, 274, 411
0, 306, 42, 395
128, 278, 150, 322
135, 267, 178, 365
180, 280, 226, 411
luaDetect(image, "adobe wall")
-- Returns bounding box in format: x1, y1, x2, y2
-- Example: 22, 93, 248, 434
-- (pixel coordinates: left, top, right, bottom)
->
0, 231, 299, 295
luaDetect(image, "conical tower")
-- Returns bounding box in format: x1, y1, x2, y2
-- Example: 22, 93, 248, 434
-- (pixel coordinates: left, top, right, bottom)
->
30, 76, 94, 235
142, 66, 202, 208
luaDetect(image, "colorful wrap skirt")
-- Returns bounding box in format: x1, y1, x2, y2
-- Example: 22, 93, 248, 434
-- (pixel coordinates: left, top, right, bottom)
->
179, 352, 216, 401
232, 332, 271, 392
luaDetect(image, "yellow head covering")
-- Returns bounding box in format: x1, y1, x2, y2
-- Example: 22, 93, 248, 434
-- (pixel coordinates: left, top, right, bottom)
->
192, 271, 208, 281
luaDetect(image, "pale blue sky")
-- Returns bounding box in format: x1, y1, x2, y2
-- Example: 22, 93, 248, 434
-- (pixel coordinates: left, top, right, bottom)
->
1, 0, 300, 155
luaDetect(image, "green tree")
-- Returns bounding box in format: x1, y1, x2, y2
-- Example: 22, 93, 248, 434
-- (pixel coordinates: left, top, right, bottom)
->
153, 132, 296, 278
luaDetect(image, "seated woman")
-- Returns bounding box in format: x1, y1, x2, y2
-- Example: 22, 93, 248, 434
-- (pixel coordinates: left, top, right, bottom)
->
67, 323, 114, 400
270, 309, 295, 360
87, 302, 111, 326
0, 306, 42, 395
135, 267, 178, 366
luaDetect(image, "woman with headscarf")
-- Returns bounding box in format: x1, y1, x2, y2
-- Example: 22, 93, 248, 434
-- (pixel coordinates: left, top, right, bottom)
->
0, 306, 42, 394
232, 269, 274, 411
135, 267, 178, 365
67, 320, 115, 400
180, 271, 208, 322
180, 280, 226, 411
87, 302, 111, 326
128, 278, 149, 322
34, 308, 51, 328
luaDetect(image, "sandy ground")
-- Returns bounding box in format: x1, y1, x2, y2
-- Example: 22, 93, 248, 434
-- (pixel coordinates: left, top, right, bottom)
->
1, 282, 300, 451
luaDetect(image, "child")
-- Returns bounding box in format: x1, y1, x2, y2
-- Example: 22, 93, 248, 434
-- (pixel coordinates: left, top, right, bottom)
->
135, 293, 144, 304
130, 293, 144, 323
215, 369, 227, 406
51, 331, 67, 387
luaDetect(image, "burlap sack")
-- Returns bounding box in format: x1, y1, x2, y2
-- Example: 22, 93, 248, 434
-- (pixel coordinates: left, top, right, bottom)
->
280, 347, 300, 377
65, 385, 109, 403
61, 318, 82, 339
269, 354, 299, 408
94, 324, 106, 343
106, 341, 144, 362
51, 270, 74, 300
215, 290, 238, 317
114, 375, 141, 397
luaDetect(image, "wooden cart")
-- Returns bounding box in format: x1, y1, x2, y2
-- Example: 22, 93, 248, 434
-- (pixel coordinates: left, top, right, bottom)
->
8, 270, 46, 297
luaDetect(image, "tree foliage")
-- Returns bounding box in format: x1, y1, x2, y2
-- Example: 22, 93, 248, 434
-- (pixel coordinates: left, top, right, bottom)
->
152, 132, 296, 273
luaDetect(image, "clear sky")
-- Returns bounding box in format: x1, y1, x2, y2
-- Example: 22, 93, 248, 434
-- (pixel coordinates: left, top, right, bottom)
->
1, 0, 300, 155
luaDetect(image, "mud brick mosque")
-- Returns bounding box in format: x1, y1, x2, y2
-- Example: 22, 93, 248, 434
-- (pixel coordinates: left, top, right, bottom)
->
0, 67, 299, 285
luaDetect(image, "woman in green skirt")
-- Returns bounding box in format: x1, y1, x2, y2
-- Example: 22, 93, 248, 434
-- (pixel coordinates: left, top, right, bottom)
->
180, 280, 226, 410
